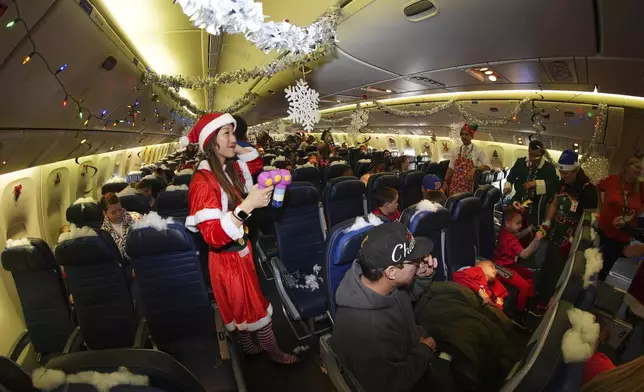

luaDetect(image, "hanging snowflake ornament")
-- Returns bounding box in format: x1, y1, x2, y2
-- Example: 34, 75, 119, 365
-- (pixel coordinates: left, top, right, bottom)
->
284, 79, 320, 131
449, 122, 465, 144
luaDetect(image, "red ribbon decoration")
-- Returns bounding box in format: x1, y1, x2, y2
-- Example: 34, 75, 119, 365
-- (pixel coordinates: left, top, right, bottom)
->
462, 124, 477, 138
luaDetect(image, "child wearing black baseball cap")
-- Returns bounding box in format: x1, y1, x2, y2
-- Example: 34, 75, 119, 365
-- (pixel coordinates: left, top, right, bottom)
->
331, 223, 457, 392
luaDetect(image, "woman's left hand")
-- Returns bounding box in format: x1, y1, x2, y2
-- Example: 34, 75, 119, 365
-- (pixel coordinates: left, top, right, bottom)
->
523, 181, 536, 190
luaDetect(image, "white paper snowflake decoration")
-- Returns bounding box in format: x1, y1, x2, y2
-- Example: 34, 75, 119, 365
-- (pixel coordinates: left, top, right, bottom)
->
284, 79, 320, 131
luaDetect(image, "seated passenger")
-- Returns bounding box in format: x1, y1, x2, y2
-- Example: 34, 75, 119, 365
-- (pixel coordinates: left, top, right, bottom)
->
582, 318, 615, 386
452, 261, 508, 309
154, 167, 168, 184
332, 223, 455, 392
307, 152, 319, 167
100, 192, 141, 260
360, 161, 385, 185
372, 187, 401, 222
422, 174, 447, 206
343, 166, 354, 177
494, 204, 543, 325
581, 356, 644, 392
135, 181, 156, 209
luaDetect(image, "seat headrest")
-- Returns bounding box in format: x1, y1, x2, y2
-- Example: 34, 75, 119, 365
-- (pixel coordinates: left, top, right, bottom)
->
446, 194, 481, 220
55, 231, 122, 266
2, 238, 57, 272
327, 221, 374, 267
284, 184, 320, 207
404, 205, 451, 234
156, 190, 189, 213
101, 182, 129, 195
119, 194, 151, 214
66, 202, 104, 229
326, 177, 365, 201
368, 173, 401, 192
140, 177, 166, 192
401, 170, 425, 187
126, 223, 194, 258
293, 166, 320, 181
172, 174, 192, 186
326, 164, 348, 179
426, 162, 442, 175
475, 185, 502, 209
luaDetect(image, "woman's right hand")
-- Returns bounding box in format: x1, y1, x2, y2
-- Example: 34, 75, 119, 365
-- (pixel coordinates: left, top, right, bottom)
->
624, 244, 644, 258
613, 216, 626, 229
244, 184, 274, 211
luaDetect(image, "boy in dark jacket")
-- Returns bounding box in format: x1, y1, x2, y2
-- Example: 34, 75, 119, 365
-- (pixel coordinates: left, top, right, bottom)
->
331, 223, 456, 392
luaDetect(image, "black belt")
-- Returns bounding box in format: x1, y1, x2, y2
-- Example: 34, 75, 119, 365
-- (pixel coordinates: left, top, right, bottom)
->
211, 236, 248, 254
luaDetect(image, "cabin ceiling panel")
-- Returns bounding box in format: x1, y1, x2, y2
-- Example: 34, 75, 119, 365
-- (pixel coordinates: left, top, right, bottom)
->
587, 58, 644, 95
0, 0, 55, 65
599, 0, 644, 59
336, 0, 597, 76
308, 48, 398, 96
490, 60, 552, 84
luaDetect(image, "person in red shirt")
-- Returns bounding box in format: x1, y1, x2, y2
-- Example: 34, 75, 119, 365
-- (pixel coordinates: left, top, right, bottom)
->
493, 204, 544, 326
597, 155, 644, 281
372, 187, 401, 222
453, 261, 508, 309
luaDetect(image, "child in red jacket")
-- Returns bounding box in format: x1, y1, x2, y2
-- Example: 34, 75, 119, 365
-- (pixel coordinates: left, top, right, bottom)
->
372, 187, 401, 222
493, 204, 543, 327
453, 261, 508, 309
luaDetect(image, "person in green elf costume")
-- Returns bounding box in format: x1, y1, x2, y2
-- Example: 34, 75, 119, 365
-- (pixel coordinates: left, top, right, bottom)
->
504, 140, 559, 229
532, 149, 598, 313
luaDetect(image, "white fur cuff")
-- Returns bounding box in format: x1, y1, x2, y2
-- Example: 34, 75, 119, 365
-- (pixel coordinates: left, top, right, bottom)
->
535, 179, 546, 195
221, 212, 244, 240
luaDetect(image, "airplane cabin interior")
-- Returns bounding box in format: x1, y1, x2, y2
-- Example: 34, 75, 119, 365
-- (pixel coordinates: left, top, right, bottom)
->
2, 0, 644, 391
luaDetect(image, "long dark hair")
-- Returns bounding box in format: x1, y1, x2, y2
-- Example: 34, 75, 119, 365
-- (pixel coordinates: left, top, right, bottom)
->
204, 133, 246, 211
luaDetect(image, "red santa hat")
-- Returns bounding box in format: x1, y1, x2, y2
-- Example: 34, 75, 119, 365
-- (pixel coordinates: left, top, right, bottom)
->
179, 113, 237, 152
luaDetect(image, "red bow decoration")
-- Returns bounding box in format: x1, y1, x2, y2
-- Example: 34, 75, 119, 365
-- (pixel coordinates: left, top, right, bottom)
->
13, 184, 22, 202
462, 124, 477, 137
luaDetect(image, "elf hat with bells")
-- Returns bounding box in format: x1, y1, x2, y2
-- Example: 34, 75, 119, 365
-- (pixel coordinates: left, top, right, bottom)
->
179, 113, 237, 152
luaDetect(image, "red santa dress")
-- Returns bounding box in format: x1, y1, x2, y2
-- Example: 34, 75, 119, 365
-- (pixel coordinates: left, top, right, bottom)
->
185, 148, 270, 332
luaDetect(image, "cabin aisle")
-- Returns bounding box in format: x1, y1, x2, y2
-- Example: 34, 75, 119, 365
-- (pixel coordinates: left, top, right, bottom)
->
240, 275, 334, 392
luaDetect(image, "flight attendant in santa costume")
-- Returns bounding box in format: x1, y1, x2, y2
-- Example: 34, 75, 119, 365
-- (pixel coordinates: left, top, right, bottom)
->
184, 112, 299, 364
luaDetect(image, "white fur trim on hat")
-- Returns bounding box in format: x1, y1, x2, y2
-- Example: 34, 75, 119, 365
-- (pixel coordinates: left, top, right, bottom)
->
559, 162, 580, 172
199, 113, 237, 152
179, 136, 190, 149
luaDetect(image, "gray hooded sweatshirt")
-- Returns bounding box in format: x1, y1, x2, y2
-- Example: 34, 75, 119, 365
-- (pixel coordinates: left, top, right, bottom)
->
330, 261, 433, 392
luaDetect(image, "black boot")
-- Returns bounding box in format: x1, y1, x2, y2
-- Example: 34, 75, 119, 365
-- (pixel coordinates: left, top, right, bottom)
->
512, 311, 531, 333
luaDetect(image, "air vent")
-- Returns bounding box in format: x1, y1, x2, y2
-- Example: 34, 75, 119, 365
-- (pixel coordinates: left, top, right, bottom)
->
403, 0, 437, 21
406, 76, 446, 88
564, 111, 574, 117
489, 107, 499, 112
542, 59, 577, 83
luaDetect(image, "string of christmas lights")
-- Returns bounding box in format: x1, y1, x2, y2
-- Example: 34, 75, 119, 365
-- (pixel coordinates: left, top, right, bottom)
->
5, 0, 187, 137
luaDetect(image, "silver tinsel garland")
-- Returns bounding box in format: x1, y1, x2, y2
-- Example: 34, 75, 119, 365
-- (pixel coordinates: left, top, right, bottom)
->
580, 104, 609, 184
449, 122, 465, 143
348, 104, 369, 134
142, 44, 334, 91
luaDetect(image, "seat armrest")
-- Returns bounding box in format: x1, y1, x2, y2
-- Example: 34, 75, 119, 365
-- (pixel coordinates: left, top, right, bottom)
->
494, 264, 514, 280
271, 256, 296, 288
133, 318, 149, 349
63, 326, 84, 354
9, 330, 31, 362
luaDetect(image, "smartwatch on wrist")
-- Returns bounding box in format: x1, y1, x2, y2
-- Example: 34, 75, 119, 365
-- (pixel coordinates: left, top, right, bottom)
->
234, 206, 251, 222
